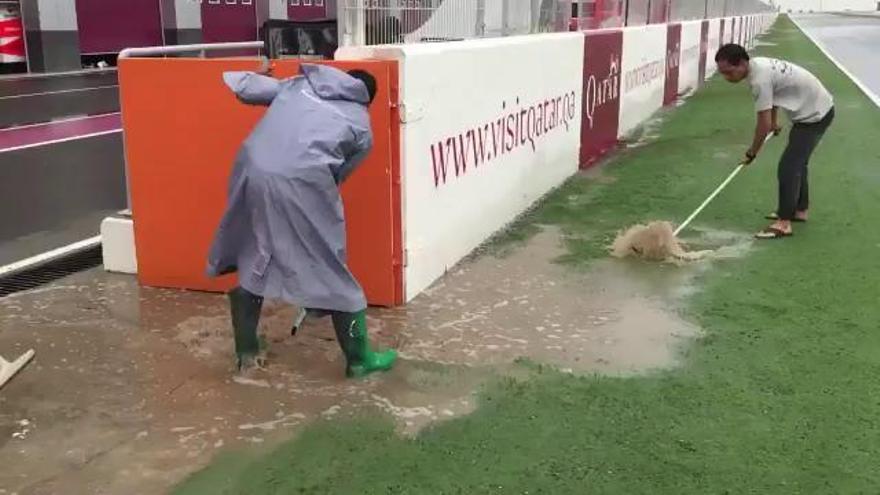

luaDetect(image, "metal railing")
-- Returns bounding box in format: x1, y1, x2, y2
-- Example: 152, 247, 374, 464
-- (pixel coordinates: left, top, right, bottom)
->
338, 0, 570, 46
338, 0, 774, 46
118, 41, 266, 60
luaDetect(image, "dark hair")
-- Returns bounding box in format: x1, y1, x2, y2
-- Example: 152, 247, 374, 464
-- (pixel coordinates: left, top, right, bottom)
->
347, 69, 377, 104
715, 43, 749, 65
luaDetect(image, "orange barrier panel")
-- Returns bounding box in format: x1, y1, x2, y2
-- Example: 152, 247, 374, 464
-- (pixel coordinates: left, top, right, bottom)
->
119, 58, 403, 307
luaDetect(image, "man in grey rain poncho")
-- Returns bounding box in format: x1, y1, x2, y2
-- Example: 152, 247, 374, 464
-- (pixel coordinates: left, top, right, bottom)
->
207, 64, 397, 378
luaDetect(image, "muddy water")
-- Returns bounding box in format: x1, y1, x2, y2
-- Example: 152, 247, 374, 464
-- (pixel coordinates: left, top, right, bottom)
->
377, 227, 701, 375
0, 226, 740, 494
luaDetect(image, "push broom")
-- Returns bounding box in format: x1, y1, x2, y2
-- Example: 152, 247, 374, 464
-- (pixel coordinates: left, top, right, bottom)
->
674, 133, 775, 237
613, 134, 774, 260
0, 349, 35, 390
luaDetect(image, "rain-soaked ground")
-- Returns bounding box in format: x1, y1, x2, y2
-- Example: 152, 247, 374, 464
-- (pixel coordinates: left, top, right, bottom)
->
0, 226, 750, 494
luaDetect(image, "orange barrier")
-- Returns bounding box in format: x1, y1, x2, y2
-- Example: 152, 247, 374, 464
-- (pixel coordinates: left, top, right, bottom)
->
119, 58, 403, 307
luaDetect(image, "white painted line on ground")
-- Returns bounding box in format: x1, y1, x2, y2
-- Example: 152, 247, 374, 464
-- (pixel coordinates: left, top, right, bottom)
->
0, 129, 123, 154
0, 67, 116, 81
0, 84, 119, 100
0, 236, 102, 278
790, 15, 880, 109
0, 112, 121, 131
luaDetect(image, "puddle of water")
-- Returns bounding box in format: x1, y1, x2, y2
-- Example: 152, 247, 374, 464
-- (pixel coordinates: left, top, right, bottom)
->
377, 227, 704, 376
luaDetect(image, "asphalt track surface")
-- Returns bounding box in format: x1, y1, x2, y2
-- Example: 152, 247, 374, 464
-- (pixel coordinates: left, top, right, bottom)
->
0, 69, 119, 128
0, 71, 124, 267
792, 13, 880, 102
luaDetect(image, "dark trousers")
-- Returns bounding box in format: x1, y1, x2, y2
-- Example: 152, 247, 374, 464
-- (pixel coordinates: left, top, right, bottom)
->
777, 107, 835, 220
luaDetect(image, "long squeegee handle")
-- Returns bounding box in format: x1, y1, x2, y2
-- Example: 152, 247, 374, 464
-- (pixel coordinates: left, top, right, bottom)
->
673, 164, 745, 237
673, 134, 774, 237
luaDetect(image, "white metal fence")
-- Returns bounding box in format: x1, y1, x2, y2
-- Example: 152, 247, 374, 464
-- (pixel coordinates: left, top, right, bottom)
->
338, 0, 772, 45
338, 0, 773, 46
337, 0, 570, 46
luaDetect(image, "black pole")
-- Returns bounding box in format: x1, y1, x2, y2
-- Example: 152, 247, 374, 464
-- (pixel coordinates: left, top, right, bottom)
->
624, 0, 630, 26
646, 0, 652, 23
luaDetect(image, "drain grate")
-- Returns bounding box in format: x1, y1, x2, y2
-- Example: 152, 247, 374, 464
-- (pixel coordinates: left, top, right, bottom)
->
0, 246, 103, 298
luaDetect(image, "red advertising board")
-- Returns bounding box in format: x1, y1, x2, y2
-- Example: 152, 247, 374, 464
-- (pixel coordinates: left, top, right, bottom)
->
698, 20, 709, 85
580, 30, 623, 168
0, 6, 25, 63
663, 23, 681, 106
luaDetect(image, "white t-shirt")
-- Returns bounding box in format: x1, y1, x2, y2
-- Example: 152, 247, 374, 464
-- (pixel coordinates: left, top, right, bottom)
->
748, 57, 833, 123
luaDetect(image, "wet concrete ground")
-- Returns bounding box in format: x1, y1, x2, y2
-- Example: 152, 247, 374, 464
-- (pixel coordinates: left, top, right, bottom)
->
0, 227, 747, 494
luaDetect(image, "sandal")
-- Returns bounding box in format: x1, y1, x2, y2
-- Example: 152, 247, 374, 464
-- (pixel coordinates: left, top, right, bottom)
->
765, 212, 807, 222
755, 226, 793, 239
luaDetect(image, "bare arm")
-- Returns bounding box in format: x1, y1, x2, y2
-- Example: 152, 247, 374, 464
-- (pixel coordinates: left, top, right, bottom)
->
745, 109, 774, 163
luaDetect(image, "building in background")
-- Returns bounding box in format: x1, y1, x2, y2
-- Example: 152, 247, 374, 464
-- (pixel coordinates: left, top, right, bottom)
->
0, 0, 26, 73
9, 0, 335, 73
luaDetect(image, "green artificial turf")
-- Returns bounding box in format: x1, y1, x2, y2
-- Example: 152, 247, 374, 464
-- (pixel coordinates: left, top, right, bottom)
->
174, 16, 880, 494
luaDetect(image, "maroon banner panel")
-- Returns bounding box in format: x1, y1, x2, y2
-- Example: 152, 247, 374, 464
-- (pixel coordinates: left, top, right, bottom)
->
580, 30, 623, 169
201, 1, 257, 44
663, 23, 681, 106
699, 20, 709, 85
76, 0, 162, 54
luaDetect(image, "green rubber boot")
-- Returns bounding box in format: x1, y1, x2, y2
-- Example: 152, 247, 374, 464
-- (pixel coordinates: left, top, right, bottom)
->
331, 310, 397, 378
228, 287, 264, 370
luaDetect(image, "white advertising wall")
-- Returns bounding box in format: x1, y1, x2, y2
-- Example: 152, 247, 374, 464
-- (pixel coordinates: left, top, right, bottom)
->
619, 24, 667, 137
340, 34, 585, 301
679, 21, 702, 95
706, 17, 721, 77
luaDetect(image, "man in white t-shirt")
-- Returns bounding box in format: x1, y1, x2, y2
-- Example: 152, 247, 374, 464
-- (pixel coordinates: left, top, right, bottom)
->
715, 43, 835, 239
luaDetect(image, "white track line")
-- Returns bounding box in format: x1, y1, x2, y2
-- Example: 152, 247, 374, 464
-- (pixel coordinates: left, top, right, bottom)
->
0, 235, 102, 278
0, 67, 116, 81
0, 129, 123, 154
0, 84, 119, 100
790, 15, 880, 109
0, 112, 121, 132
